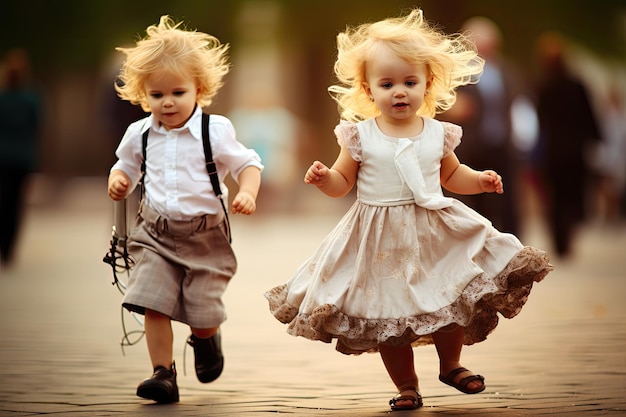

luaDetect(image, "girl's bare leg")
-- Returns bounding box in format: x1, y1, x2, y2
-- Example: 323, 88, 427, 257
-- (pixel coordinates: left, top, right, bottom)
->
432, 325, 483, 391
144, 309, 174, 369
379, 344, 419, 406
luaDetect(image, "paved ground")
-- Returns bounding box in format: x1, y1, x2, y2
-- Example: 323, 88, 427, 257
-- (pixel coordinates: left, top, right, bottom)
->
0, 176, 625, 416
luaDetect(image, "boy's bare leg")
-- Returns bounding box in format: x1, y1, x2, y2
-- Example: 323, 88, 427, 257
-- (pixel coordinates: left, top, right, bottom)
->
191, 327, 218, 338
144, 309, 174, 369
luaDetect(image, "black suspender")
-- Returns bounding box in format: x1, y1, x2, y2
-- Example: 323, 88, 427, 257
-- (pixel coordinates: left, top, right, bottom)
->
201, 113, 231, 242
201, 113, 223, 199
140, 112, 231, 242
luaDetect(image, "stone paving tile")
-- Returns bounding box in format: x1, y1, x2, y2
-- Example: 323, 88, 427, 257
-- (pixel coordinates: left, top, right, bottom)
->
1, 177, 625, 416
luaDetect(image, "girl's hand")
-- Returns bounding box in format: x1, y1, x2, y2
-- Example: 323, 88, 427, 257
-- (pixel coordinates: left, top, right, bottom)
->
108, 174, 130, 201
232, 191, 257, 215
479, 170, 504, 194
304, 161, 330, 186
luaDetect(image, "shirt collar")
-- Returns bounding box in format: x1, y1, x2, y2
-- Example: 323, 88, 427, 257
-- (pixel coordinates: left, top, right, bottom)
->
148, 105, 203, 141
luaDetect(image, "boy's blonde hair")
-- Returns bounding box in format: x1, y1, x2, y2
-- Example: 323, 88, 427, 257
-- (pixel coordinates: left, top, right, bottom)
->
329, 8, 484, 122
115, 15, 230, 112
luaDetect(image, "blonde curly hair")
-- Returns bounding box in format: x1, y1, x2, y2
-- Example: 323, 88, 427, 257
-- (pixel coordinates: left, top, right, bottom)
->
115, 15, 230, 112
328, 8, 484, 122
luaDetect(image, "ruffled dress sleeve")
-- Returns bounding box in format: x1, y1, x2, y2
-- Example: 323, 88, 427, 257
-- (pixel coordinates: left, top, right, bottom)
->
334, 120, 362, 163
441, 121, 463, 157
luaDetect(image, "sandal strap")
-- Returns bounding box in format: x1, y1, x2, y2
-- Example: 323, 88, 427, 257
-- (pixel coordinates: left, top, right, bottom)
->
389, 390, 423, 407
444, 367, 470, 380
459, 374, 485, 386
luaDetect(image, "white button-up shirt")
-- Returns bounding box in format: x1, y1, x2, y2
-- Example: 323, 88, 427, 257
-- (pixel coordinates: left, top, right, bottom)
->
112, 106, 263, 220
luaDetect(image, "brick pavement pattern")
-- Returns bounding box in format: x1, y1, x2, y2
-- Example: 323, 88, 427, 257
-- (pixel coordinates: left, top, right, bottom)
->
1, 177, 625, 416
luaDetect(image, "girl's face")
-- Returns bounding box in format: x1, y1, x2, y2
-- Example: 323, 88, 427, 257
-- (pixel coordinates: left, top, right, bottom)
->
144, 71, 199, 130
364, 48, 431, 123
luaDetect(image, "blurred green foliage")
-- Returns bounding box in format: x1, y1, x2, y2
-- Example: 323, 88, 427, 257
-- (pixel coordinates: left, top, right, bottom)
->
2, 0, 624, 175
3, 0, 625, 76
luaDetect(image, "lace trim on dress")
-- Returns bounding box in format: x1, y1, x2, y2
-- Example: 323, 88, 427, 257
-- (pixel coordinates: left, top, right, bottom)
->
334, 120, 362, 162
441, 121, 463, 157
265, 246, 553, 355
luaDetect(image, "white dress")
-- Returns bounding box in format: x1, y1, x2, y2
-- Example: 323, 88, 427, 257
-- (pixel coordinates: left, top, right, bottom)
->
265, 117, 553, 355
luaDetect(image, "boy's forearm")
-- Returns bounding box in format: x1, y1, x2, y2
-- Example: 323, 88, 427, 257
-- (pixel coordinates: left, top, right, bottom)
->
236, 166, 262, 199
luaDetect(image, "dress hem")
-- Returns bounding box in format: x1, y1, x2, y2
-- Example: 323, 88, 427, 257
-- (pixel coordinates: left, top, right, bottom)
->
265, 246, 553, 355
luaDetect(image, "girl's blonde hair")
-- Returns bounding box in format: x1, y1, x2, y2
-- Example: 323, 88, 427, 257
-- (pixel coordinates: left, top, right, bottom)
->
115, 15, 230, 112
329, 8, 484, 122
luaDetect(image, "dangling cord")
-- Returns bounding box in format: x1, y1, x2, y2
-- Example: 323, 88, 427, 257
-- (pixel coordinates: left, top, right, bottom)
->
182, 335, 192, 376
119, 306, 145, 356
103, 237, 142, 355
102, 236, 135, 295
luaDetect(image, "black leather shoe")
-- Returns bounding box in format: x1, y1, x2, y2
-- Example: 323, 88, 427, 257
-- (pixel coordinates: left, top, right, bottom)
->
187, 331, 224, 383
136, 363, 179, 403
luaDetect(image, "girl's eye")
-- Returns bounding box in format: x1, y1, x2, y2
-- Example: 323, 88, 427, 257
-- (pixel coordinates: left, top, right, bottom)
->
150, 93, 163, 99
406, 81, 416, 87
381, 82, 392, 89
173, 91, 186, 96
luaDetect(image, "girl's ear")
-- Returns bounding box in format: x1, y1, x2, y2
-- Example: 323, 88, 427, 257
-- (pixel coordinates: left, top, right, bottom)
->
426, 75, 434, 91
362, 82, 373, 100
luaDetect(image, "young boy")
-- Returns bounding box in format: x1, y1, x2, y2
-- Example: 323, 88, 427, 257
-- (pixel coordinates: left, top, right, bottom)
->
107, 15, 263, 403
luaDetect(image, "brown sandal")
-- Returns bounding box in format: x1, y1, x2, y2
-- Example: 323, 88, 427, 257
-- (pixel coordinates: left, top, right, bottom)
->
439, 367, 485, 394
389, 389, 423, 411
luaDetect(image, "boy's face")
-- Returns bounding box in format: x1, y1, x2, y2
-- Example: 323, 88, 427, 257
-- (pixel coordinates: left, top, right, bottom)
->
144, 71, 199, 130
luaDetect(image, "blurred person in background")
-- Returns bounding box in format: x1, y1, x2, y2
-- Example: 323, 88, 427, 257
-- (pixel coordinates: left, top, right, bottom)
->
101, 52, 147, 168
592, 85, 626, 223
0, 48, 41, 270
441, 16, 529, 236
534, 31, 603, 258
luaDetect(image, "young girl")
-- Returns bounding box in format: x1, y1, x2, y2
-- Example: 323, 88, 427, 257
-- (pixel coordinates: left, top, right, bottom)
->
265, 9, 552, 411
108, 16, 263, 403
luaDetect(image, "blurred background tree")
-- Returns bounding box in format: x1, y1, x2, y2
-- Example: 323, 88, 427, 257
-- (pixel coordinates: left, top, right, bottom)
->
1, 0, 624, 177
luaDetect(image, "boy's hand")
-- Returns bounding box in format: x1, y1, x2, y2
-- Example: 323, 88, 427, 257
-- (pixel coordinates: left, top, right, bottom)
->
108, 171, 130, 201
479, 170, 504, 194
232, 191, 257, 215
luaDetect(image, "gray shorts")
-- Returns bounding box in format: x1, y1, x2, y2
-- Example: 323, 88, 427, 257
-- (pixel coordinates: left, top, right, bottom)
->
122, 204, 237, 329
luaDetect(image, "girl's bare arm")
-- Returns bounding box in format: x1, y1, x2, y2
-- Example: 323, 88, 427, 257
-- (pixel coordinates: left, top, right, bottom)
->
440, 152, 503, 195
305, 144, 359, 198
